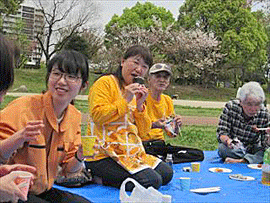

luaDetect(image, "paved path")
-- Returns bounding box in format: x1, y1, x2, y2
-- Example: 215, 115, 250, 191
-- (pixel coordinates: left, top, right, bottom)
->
7, 93, 226, 108
81, 113, 218, 126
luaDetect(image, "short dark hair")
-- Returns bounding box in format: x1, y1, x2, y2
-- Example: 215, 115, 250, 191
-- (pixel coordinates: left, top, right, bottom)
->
0, 34, 15, 92
46, 50, 89, 88
114, 45, 153, 88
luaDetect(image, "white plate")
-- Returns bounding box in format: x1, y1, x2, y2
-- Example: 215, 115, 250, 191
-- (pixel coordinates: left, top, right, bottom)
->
229, 174, 255, 181
209, 167, 232, 173
247, 164, 263, 170
190, 187, 221, 194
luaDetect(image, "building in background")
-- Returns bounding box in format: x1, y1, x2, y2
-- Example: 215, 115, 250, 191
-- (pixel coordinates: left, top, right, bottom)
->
2, 2, 44, 68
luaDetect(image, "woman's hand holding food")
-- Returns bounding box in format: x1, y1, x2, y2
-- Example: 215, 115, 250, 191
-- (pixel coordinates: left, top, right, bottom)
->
123, 83, 138, 103
123, 84, 148, 111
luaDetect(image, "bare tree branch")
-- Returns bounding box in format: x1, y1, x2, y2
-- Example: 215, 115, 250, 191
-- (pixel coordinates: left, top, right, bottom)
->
31, 0, 99, 64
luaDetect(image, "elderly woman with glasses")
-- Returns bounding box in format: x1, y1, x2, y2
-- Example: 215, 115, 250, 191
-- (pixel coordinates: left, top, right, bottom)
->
0, 50, 91, 202
217, 81, 270, 164
140, 64, 181, 150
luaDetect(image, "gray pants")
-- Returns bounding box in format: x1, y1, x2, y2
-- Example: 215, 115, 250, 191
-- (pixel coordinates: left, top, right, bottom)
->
218, 143, 264, 164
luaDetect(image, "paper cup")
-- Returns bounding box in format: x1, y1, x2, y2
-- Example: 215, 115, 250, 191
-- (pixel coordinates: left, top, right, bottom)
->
179, 177, 191, 191
191, 162, 200, 172
10, 171, 33, 199
162, 195, 172, 203
81, 136, 95, 157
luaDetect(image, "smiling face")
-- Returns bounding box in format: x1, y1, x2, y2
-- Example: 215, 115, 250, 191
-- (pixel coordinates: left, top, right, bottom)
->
240, 96, 262, 118
121, 55, 149, 85
148, 71, 171, 93
48, 66, 82, 105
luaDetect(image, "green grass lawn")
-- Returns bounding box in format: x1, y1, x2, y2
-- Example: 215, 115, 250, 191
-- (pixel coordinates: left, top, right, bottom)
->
12, 67, 99, 94
166, 125, 218, 151
11, 68, 270, 102
13, 67, 47, 93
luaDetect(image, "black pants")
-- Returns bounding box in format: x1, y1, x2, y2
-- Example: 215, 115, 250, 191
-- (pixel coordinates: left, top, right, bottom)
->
143, 140, 167, 159
18, 187, 91, 203
143, 140, 204, 163
85, 157, 173, 191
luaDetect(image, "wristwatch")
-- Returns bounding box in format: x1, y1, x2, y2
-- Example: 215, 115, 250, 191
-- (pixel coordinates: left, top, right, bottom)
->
75, 151, 85, 162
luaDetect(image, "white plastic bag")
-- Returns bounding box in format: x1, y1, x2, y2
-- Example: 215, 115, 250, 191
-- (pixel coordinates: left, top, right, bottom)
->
120, 178, 171, 203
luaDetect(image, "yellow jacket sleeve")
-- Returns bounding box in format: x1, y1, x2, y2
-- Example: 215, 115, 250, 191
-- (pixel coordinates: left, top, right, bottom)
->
89, 76, 130, 125
133, 106, 152, 138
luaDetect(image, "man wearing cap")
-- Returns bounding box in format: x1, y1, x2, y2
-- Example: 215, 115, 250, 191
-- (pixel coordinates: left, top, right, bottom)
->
141, 63, 204, 163
142, 64, 178, 155
145, 63, 181, 136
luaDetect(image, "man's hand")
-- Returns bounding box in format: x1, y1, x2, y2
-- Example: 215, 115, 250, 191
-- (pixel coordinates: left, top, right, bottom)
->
152, 118, 166, 129
174, 115, 182, 127
226, 139, 234, 149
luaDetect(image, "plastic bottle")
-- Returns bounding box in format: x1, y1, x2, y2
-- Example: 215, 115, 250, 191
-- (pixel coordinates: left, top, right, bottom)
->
165, 154, 173, 167
261, 147, 270, 186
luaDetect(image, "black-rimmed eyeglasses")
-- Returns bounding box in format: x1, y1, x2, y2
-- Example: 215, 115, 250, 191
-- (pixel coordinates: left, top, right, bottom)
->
50, 70, 81, 83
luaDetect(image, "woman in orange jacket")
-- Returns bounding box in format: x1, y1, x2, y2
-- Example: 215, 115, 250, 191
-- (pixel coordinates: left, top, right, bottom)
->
0, 49, 91, 202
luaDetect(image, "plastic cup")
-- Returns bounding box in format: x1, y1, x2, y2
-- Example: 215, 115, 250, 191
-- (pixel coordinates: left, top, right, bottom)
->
10, 171, 33, 199
162, 195, 172, 203
179, 177, 191, 191
191, 162, 200, 172
81, 136, 95, 158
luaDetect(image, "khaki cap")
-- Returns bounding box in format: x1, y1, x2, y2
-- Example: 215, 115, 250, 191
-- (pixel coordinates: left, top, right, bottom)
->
149, 63, 172, 75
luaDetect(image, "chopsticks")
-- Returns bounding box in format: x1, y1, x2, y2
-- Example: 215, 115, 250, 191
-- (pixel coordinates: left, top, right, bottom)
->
257, 128, 269, 131
190, 186, 221, 192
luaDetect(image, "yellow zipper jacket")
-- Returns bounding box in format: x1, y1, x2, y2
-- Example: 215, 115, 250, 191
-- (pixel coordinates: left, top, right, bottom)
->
0, 92, 81, 195
87, 75, 161, 174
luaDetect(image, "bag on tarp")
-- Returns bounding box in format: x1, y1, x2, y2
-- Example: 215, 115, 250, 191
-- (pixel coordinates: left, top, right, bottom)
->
55, 168, 93, 188
143, 140, 204, 164
120, 178, 171, 203
166, 143, 204, 163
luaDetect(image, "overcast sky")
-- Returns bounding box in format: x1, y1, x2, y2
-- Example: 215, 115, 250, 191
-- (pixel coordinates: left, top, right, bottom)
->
94, 0, 185, 28
24, 0, 263, 31
24, 0, 185, 30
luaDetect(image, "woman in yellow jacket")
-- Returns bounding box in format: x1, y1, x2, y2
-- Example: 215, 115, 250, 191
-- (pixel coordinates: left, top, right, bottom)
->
0, 50, 90, 202
85, 45, 173, 191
